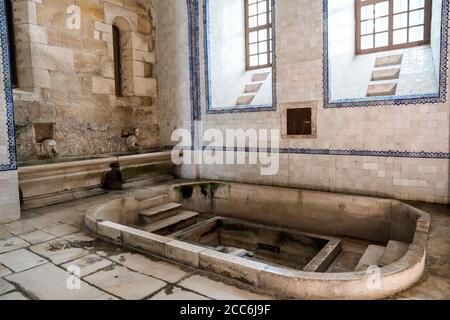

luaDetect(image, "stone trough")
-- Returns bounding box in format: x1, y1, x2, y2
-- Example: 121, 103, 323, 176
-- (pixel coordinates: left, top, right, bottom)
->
85, 181, 430, 300
18, 151, 174, 209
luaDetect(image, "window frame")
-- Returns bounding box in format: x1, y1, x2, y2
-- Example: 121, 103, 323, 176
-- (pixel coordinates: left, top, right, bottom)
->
245, 0, 273, 71
6, 0, 18, 88
355, 0, 432, 55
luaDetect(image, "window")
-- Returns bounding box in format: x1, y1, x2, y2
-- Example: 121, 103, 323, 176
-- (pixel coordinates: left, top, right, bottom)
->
245, 0, 272, 70
287, 108, 312, 136
356, 0, 432, 54
6, 0, 17, 87
112, 25, 122, 97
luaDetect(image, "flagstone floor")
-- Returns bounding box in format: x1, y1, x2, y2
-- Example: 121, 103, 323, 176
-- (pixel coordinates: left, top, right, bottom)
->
0, 180, 449, 300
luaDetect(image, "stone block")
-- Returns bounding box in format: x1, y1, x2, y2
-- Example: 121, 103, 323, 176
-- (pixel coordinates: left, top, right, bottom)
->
164, 240, 206, 267
134, 61, 152, 77
30, 43, 75, 72
122, 227, 170, 256
138, 16, 152, 34
13, 1, 37, 25
133, 77, 157, 97
131, 49, 155, 63
92, 77, 116, 95
105, 1, 138, 29
94, 21, 112, 33
130, 32, 150, 51
97, 221, 125, 242
199, 249, 266, 286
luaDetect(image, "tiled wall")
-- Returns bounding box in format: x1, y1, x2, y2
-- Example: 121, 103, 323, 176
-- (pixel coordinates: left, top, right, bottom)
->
155, 0, 450, 204
0, 0, 20, 223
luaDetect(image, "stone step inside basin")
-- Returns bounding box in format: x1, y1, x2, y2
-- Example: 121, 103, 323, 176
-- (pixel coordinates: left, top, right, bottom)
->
140, 202, 184, 223
140, 210, 200, 234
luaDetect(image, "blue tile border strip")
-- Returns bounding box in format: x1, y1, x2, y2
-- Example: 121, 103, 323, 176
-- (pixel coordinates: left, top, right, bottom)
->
187, 0, 201, 123
322, 0, 449, 109
202, 0, 277, 115
167, 145, 450, 159
0, 0, 17, 171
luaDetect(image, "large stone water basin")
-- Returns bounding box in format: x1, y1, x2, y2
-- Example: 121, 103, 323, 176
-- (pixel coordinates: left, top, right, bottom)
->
85, 181, 430, 300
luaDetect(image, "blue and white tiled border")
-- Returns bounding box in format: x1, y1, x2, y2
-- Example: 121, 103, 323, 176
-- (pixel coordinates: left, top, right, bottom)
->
0, 0, 17, 171
322, 0, 449, 109
202, 0, 278, 116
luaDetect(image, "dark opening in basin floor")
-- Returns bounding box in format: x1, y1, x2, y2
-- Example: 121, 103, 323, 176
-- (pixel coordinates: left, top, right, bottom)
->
175, 217, 331, 270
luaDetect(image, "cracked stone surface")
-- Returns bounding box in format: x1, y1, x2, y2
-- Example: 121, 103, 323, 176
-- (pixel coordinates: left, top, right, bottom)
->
6, 263, 116, 300
0, 291, 29, 300
19, 230, 57, 245
109, 252, 187, 283
150, 286, 210, 300
30, 239, 89, 265
61, 254, 112, 277
0, 278, 14, 295
0, 237, 30, 254
0, 249, 47, 272
0, 264, 12, 277
41, 224, 80, 237
84, 265, 167, 300
179, 275, 271, 300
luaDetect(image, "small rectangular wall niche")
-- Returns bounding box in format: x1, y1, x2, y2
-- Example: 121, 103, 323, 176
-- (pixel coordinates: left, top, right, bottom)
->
34, 123, 55, 143
287, 108, 312, 136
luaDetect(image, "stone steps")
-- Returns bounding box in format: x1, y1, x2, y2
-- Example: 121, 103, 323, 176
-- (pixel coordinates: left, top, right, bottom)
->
367, 83, 397, 97
139, 194, 170, 211
142, 210, 200, 233
354, 245, 385, 272
244, 83, 263, 93
140, 202, 183, 224
236, 95, 255, 105
380, 240, 409, 266
251, 72, 270, 82
375, 54, 403, 67
371, 68, 401, 81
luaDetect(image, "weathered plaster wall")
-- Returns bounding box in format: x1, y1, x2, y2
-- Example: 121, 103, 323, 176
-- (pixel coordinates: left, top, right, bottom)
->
12, 0, 160, 161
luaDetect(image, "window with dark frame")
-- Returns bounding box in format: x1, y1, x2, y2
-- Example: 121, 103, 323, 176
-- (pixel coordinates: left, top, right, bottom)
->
356, 0, 432, 55
245, 0, 273, 70
6, 0, 18, 88
112, 25, 122, 97
287, 108, 312, 136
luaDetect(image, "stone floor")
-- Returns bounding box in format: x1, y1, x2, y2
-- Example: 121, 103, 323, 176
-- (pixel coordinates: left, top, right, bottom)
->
0, 181, 449, 300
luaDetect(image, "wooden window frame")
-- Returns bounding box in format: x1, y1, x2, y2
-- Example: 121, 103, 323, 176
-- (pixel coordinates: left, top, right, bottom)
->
355, 0, 432, 55
112, 25, 122, 97
245, 0, 273, 71
6, 0, 18, 88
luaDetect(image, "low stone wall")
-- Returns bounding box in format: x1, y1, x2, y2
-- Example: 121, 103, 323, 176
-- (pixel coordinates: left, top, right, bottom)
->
19, 151, 174, 209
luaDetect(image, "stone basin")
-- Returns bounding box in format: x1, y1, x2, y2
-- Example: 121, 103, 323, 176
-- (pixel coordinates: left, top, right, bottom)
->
85, 181, 430, 300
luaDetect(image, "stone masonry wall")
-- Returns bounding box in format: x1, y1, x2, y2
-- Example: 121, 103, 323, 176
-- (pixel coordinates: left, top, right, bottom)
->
12, 0, 159, 161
